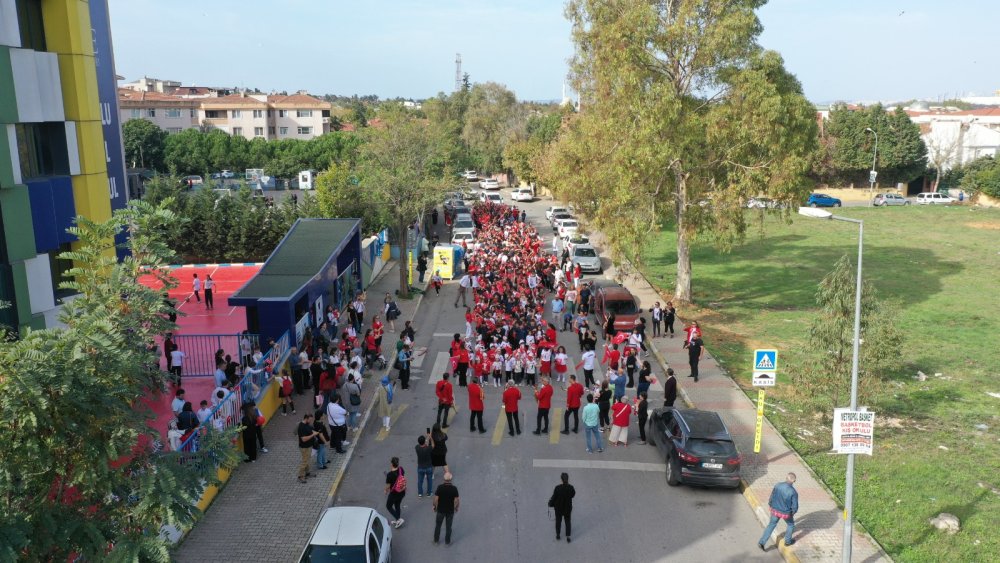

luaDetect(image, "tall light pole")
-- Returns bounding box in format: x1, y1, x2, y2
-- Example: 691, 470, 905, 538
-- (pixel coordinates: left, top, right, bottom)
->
798, 207, 863, 563
864, 127, 878, 206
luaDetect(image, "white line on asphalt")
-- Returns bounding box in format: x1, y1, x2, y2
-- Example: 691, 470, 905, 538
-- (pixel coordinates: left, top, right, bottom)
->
432, 332, 454, 337
427, 352, 450, 385
532, 459, 664, 472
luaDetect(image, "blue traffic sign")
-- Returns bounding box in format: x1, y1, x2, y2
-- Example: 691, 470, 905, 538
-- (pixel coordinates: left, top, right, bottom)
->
753, 349, 777, 371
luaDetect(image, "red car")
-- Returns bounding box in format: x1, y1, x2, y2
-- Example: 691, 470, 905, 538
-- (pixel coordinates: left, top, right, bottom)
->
592, 283, 641, 334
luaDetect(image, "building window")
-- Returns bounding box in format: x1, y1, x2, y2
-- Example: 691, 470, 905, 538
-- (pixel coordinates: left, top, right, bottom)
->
16, 0, 47, 51
267, 110, 273, 117
205, 110, 223, 119
165, 109, 182, 118
279, 110, 288, 118
167, 127, 182, 134
191, 109, 197, 118
231, 110, 242, 118
297, 126, 312, 135
15, 123, 70, 180
147, 109, 156, 117
268, 126, 276, 135
253, 109, 264, 118
130, 109, 141, 118
232, 127, 243, 136
279, 127, 288, 136
296, 110, 313, 118
254, 127, 264, 137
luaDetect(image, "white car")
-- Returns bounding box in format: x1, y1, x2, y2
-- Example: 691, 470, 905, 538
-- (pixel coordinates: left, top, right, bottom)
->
298, 506, 392, 563
480, 178, 500, 190
564, 234, 590, 254
557, 219, 580, 239
479, 192, 503, 204
463, 170, 478, 181
546, 206, 569, 221
451, 232, 480, 249
914, 192, 954, 205
452, 219, 476, 237
511, 187, 534, 202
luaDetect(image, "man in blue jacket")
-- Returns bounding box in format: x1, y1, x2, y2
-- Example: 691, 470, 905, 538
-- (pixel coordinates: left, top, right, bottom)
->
759, 472, 799, 551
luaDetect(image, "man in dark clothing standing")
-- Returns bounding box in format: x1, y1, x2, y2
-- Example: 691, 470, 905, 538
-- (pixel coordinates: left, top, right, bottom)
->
297, 414, 318, 483
417, 253, 429, 283
688, 338, 704, 382
415, 435, 434, 497
663, 368, 677, 407
549, 472, 576, 542
432, 472, 460, 545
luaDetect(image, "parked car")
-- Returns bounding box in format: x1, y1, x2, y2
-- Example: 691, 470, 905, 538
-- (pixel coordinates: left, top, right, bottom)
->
452, 219, 476, 237
479, 192, 503, 204
545, 206, 569, 221
593, 283, 641, 333
549, 211, 572, 228
181, 175, 203, 187
511, 187, 534, 202
454, 212, 472, 224
564, 234, 590, 254
557, 219, 580, 239
480, 178, 500, 190
649, 408, 742, 489
746, 197, 782, 209
571, 244, 602, 274
298, 506, 392, 563
872, 193, 910, 206
807, 193, 842, 208
914, 192, 955, 205
463, 170, 478, 181
451, 232, 479, 249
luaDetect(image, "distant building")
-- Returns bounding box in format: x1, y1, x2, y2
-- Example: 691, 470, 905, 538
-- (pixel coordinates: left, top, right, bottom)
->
906, 107, 1000, 170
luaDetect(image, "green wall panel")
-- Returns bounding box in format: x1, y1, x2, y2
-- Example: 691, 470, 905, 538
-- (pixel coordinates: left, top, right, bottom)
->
0, 46, 16, 123
0, 184, 36, 262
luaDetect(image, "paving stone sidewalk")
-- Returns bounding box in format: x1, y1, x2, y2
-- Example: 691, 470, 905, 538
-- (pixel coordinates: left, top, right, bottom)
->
588, 230, 891, 563
172, 260, 421, 563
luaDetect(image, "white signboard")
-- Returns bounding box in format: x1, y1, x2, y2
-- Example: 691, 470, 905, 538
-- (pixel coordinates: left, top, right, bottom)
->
832, 408, 875, 455
752, 371, 776, 387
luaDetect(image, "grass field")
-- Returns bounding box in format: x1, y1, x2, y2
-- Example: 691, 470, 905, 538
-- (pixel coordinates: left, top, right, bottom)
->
640, 205, 1000, 562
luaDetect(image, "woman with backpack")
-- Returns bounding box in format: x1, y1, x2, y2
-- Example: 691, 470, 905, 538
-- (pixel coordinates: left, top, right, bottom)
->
384, 456, 406, 528
277, 369, 296, 415
384, 293, 401, 332
375, 375, 394, 431
343, 373, 363, 431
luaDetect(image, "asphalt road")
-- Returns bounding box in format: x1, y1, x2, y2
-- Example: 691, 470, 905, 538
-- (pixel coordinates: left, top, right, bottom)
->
331, 189, 778, 563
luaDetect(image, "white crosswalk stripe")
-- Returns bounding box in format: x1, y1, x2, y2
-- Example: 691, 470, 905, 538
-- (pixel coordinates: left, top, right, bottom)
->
427, 352, 450, 385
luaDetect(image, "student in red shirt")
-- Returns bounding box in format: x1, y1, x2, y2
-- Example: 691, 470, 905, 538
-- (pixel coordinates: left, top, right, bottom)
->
456, 346, 471, 387
436, 373, 454, 429
502, 381, 522, 436
533, 377, 553, 435
561, 374, 584, 434
468, 379, 486, 433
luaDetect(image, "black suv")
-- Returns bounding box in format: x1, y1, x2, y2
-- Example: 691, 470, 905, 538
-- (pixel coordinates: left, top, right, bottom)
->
649, 407, 741, 489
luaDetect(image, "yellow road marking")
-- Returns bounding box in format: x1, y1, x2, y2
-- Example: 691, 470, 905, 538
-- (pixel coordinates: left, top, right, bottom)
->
550, 408, 563, 444
375, 403, 409, 441
491, 406, 507, 446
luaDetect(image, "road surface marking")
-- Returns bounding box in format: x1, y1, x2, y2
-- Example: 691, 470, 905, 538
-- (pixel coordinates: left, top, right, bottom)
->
375, 403, 409, 442
550, 407, 563, 444
491, 406, 507, 446
432, 333, 454, 337
411, 348, 428, 369
532, 459, 663, 472
427, 352, 450, 385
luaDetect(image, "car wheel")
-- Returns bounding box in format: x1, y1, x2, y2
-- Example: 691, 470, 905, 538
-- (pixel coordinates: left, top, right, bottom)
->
834, 202, 842, 207
904, 201, 910, 206
666, 453, 681, 486
809, 203, 818, 208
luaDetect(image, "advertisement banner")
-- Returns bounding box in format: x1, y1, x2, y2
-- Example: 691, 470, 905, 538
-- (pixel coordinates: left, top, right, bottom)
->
434, 246, 455, 280
832, 408, 875, 455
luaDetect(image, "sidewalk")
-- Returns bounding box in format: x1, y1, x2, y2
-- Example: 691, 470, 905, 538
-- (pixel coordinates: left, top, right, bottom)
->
172, 260, 422, 562
589, 231, 890, 563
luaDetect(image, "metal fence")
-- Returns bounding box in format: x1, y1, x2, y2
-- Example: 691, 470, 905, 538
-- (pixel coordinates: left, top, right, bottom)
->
168, 333, 260, 377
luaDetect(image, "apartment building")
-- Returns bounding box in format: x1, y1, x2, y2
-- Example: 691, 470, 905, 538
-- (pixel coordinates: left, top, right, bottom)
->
119, 87, 334, 140
1, 0, 127, 333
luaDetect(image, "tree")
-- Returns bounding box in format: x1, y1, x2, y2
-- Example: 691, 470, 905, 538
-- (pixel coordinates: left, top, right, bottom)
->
123, 118, 168, 170
957, 155, 1000, 198
461, 82, 525, 174
822, 104, 927, 186
315, 163, 389, 234
357, 110, 449, 298
796, 255, 904, 414
0, 201, 240, 561
542, 0, 818, 302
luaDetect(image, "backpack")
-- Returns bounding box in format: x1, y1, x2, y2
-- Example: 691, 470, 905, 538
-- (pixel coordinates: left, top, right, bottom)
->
281, 377, 292, 396
385, 383, 394, 405
349, 384, 361, 406
392, 468, 406, 493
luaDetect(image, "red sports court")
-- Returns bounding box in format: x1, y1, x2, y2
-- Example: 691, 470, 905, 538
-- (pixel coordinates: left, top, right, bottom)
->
138, 264, 261, 440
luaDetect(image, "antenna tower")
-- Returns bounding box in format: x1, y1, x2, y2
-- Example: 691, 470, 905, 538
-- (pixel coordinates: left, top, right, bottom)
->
455, 53, 462, 92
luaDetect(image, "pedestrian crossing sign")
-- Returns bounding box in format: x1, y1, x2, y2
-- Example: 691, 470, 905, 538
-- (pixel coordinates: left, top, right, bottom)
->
753, 349, 777, 372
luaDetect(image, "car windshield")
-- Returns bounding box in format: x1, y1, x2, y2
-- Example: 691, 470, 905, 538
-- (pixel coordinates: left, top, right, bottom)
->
299, 545, 367, 563
562, 221, 578, 228
687, 439, 737, 457
575, 248, 598, 258
454, 221, 474, 229
607, 300, 638, 315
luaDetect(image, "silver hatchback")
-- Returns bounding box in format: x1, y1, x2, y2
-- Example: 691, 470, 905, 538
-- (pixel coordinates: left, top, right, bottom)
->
873, 193, 910, 206
571, 244, 603, 273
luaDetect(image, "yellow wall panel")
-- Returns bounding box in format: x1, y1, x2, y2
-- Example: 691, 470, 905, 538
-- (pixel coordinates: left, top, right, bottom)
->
75, 120, 106, 174
71, 173, 112, 224
57, 54, 100, 122
41, 0, 94, 56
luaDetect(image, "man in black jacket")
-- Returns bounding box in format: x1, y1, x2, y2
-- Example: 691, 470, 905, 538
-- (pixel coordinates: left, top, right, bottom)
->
549, 472, 576, 542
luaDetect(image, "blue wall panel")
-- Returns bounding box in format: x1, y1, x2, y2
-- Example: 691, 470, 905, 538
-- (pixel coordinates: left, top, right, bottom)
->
51, 176, 78, 244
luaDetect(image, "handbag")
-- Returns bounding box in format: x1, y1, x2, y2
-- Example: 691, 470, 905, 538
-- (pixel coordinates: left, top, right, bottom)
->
349, 389, 361, 406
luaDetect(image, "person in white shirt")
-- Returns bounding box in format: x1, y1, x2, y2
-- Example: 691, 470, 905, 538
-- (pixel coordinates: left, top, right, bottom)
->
214, 362, 228, 388
167, 419, 184, 451
197, 400, 213, 424
454, 274, 471, 308
527, 273, 539, 290
353, 295, 366, 328
171, 389, 187, 415
577, 349, 597, 387
297, 349, 310, 395
191, 273, 201, 302
204, 274, 215, 310
326, 397, 349, 452
240, 333, 253, 364
169, 348, 186, 384
565, 287, 578, 315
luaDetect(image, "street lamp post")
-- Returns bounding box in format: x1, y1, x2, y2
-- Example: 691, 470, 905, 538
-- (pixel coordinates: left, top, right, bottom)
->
864, 128, 878, 206
798, 207, 863, 563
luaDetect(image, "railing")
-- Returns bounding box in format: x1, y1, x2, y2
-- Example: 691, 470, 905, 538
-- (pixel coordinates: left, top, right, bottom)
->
175, 330, 290, 457
167, 333, 260, 377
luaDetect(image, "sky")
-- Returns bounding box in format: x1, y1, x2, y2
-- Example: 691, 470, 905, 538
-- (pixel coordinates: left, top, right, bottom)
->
107, 0, 1000, 104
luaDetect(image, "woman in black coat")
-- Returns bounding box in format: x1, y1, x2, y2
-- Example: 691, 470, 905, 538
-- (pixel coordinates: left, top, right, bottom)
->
548, 472, 576, 542
241, 404, 258, 462
430, 422, 449, 474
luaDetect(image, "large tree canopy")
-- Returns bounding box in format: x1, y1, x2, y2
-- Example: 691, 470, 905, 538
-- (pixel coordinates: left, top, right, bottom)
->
818, 104, 927, 187
123, 118, 168, 170
541, 0, 818, 301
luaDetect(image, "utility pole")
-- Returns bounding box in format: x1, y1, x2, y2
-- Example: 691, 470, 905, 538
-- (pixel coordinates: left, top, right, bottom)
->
454, 53, 462, 92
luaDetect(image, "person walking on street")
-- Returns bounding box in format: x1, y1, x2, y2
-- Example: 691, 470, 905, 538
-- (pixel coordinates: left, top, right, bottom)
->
468, 378, 486, 433
663, 368, 677, 407
204, 274, 214, 310
664, 301, 676, 337
597, 380, 612, 432
313, 410, 330, 470
561, 374, 584, 434
430, 422, 450, 474
576, 348, 596, 388
502, 380, 522, 436
609, 396, 632, 447
384, 457, 407, 528
651, 302, 662, 338
548, 472, 576, 542
375, 375, 394, 431
297, 413, 318, 483
533, 376, 553, 435
688, 336, 705, 382
435, 373, 454, 428
432, 472, 460, 545
191, 273, 201, 303
415, 434, 434, 498
454, 273, 471, 308
169, 347, 186, 385
758, 473, 799, 551
582, 394, 603, 453
635, 392, 649, 445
